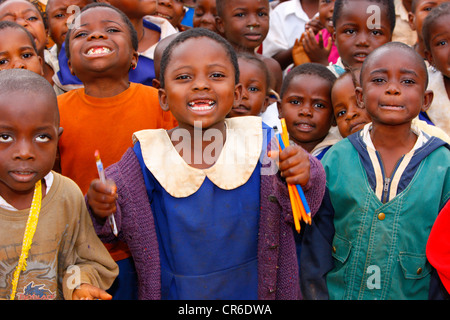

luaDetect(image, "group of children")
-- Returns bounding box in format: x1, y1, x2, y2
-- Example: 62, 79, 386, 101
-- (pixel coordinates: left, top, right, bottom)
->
0, 0, 448, 301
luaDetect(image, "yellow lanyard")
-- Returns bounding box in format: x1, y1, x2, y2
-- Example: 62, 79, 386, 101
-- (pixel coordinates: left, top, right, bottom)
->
10, 180, 42, 300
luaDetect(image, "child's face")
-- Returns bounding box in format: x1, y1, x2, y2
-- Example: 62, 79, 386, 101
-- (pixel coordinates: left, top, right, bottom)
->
0, 0, 48, 54
107, 0, 157, 18
333, 0, 392, 70
425, 14, 450, 78
0, 27, 43, 75
408, 0, 447, 41
216, 0, 269, 51
318, 0, 335, 34
159, 36, 242, 130
357, 47, 432, 127
193, 0, 218, 33
332, 73, 371, 137
46, 0, 92, 49
155, 0, 186, 28
0, 91, 60, 207
278, 74, 334, 151
228, 58, 269, 117
67, 7, 138, 81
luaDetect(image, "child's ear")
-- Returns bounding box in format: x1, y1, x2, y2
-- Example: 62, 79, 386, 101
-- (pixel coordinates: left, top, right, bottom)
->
215, 16, 225, 35
158, 88, 170, 111
355, 86, 365, 109
58, 127, 64, 138
131, 51, 139, 70
67, 59, 75, 76
261, 95, 270, 114
408, 12, 417, 31
424, 50, 434, 66
277, 99, 283, 118
421, 89, 434, 113
37, 55, 44, 76
234, 82, 243, 105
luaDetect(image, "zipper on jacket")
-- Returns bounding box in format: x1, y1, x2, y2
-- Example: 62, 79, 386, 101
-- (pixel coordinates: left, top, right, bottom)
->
382, 177, 391, 203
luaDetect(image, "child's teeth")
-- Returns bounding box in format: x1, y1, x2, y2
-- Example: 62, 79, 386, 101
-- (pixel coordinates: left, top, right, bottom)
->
87, 47, 111, 55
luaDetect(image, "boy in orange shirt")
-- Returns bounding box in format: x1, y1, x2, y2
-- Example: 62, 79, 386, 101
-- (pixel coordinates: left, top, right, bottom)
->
56, 3, 176, 299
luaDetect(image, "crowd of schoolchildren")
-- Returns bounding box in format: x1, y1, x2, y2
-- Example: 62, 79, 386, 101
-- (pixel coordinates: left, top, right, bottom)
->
0, 0, 448, 301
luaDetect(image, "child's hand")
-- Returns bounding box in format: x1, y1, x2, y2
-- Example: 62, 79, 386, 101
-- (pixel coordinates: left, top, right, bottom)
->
302, 29, 332, 65
72, 283, 112, 300
87, 179, 118, 220
272, 144, 311, 187
292, 35, 311, 66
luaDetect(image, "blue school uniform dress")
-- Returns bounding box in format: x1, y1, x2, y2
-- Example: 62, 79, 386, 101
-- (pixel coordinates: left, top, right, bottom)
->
131, 117, 273, 299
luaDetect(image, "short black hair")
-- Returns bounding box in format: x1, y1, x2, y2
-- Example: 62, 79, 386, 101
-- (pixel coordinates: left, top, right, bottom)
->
64, 2, 138, 60
237, 52, 270, 94
0, 0, 48, 29
422, 2, 450, 52
280, 63, 337, 99
0, 20, 38, 53
159, 27, 239, 88
360, 41, 428, 88
333, 0, 396, 33
0, 68, 59, 123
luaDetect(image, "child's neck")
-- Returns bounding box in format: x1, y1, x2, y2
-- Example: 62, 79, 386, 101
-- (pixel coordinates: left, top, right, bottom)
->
1, 179, 47, 211
300, 0, 320, 19
83, 77, 130, 98
414, 40, 427, 59
39, 50, 54, 86
129, 16, 160, 53
168, 121, 227, 170
370, 122, 417, 177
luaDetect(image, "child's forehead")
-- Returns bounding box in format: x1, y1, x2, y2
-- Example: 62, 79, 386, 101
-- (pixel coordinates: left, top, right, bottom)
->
0, 0, 40, 13
363, 47, 426, 76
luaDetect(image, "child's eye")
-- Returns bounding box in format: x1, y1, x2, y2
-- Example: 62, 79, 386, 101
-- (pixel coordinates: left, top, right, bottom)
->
74, 31, 88, 38
22, 52, 34, 59
0, 134, 12, 142
107, 27, 120, 33
248, 86, 260, 92
210, 72, 225, 79
344, 29, 355, 35
258, 11, 268, 17
234, 12, 245, 17
54, 13, 65, 19
0, 59, 8, 65
371, 30, 383, 36
26, 16, 38, 22
336, 110, 347, 118
175, 74, 191, 80
436, 40, 448, 46
36, 134, 50, 143
402, 79, 416, 85
314, 103, 326, 109
289, 99, 301, 105
371, 77, 385, 83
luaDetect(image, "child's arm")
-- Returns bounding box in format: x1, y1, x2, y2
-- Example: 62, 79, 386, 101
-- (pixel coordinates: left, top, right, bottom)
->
60, 178, 119, 300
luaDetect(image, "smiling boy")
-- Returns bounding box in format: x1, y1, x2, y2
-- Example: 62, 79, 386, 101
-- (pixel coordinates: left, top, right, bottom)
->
321, 42, 450, 300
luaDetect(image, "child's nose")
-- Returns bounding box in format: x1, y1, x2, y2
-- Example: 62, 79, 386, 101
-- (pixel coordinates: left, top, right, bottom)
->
355, 32, 369, 47
158, 0, 172, 7
88, 31, 107, 40
12, 58, 26, 70
385, 82, 401, 95
13, 139, 34, 160
298, 104, 312, 116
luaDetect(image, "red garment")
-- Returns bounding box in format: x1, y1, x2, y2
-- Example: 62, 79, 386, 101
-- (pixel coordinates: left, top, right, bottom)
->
427, 200, 450, 294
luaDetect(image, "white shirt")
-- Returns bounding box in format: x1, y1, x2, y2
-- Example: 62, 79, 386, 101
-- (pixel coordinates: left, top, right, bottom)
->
262, 0, 312, 58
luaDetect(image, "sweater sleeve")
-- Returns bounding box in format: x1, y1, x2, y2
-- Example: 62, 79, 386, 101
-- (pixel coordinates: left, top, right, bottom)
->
61, 177, 119, 299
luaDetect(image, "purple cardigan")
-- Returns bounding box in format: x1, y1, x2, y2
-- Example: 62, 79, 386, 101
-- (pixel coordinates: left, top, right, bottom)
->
89, 147, 326, 300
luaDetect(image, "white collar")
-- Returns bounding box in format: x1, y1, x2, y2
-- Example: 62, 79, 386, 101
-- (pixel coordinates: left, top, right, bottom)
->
132, 117, 263, 198
361, 122, 428, 152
